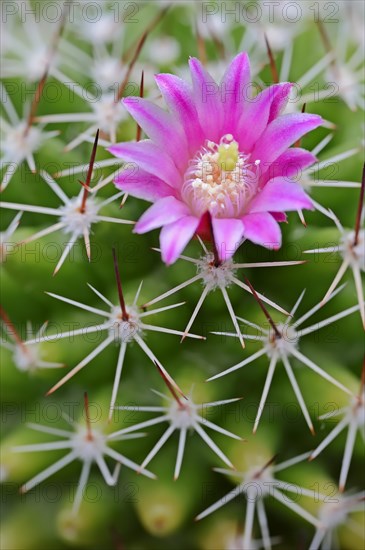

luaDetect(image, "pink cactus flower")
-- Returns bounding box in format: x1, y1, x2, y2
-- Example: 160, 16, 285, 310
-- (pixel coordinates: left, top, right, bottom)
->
109, 53, 322, 264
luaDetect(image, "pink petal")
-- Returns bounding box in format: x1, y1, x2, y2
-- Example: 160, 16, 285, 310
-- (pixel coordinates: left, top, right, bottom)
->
242, 212, 282, 249
108, 140, 181, 188
220, 52, 250, 133
237, 83, 292, 151
114, 167, 176, 202
189, 57, 223, 142
135, 197, 190, 233
251, 113, 322, 167
160, 215, 200, 265
122, 97, 188, 172
211, 218, 245, 262
249, 177, 314, 213
268, 83, 293, 122
270, 212, 287, 222
260, 148, 317, 185
155, 73, 204, 154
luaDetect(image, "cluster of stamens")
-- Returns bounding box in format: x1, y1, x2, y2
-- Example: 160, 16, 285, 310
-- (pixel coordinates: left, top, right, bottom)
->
182, 134, 259, 218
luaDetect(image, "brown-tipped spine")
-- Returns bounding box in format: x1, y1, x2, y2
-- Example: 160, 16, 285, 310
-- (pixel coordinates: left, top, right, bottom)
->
0, 305, 29, 354
294, 104, 307, 147
264, 33, 279, 84
84, 391, 93, 441
255, 453, 279, 478
353, 163, 365, 246
112, 247, 129, 321
207, 211, 221, 267
25, 1, 71, 133
117, 6, 170, 101
154, 361, 184, 408
136, 72, 144, 142
244, 276, 282, 339
195, 20, 207, 65
79, 129, 99, 213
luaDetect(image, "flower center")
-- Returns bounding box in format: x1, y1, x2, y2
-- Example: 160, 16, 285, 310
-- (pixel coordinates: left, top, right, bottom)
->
182, 134, 259, 218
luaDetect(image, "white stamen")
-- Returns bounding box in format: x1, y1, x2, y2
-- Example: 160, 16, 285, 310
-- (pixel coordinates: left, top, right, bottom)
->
182, 135, 259, 218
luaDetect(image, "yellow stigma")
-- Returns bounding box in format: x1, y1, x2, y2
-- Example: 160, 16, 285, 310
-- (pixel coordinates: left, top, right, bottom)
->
217, 134, 239, 171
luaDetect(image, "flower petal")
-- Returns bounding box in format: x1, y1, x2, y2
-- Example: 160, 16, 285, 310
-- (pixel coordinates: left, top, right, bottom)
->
155, 73, 204, 154
251, 113, 322, 167
270, 212, 287, 222
108, 140, 181, 187
220, 52, 251, 132
242, 212, 282, 249
189, 57, 223, 141
260, 148, 317, 185
160, 216, 200, 265
268, 83, 293, 122
114, 167, 175, 202
249, 177, 314, 213
122, 97, 188, 172
135, 197, 191, 233
211, 218, 245, 262
237, 83, 292, 151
